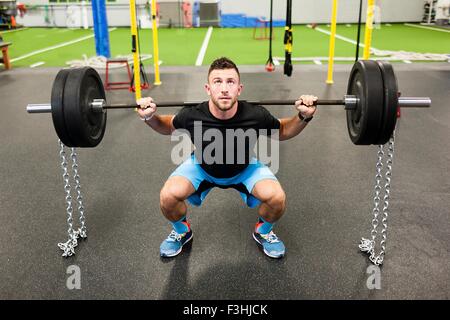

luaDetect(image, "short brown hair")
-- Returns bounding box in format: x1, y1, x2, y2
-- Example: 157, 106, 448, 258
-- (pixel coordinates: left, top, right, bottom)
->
208, 57, 240, 80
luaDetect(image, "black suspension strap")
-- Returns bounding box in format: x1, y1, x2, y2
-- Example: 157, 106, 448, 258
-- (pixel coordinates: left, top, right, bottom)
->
355, 0, 363, 61
284, 0, 293, 76
131, 4, 150, 91
265, 0, 275, 72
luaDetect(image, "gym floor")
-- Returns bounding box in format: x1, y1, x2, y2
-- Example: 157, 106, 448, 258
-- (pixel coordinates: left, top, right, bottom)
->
0, 61, 449, 299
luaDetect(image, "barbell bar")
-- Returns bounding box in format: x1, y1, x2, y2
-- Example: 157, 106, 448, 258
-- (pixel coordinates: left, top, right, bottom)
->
26, 99, 345, 113
25, 60, 431, 148
26, 96, 431, 113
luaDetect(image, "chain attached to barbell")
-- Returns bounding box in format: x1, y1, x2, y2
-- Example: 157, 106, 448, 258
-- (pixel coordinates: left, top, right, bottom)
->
359, 130, 395, 265
57, 140, 87, 257
70, 147, 87, 239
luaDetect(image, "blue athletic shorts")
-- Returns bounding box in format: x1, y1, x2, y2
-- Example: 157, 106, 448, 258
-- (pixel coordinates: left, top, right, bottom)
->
169, 154, 278, 208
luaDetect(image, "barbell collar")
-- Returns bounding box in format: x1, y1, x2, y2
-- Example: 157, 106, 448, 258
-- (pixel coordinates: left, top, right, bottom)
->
344, 95, 359, 110
91, 99, 106, 113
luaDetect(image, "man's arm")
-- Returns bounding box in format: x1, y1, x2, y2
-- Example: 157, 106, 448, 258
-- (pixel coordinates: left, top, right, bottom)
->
278, 95, 317, 141
142, 115, 175, 135
278, 115, 310, 141
136, 97, 176, 135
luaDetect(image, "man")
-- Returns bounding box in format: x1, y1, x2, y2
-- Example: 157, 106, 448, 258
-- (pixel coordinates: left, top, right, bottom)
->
137, 57, 316, 259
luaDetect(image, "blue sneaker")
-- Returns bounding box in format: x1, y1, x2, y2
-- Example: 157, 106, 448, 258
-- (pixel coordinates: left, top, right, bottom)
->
253, 230, 285, 258
160, 229, 193, 257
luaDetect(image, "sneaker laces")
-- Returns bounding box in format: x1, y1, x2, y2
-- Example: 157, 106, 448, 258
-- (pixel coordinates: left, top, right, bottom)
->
261, 231, 280, 244
167, 230, 183, 242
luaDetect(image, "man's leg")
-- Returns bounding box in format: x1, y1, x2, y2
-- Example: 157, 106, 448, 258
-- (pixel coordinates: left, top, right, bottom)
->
160, 175, 195, 222
159, 176, 196, 257
251, 179, 286, 258
252, 179, 286, 223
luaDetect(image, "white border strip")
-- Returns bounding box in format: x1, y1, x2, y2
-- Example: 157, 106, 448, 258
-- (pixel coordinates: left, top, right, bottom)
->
273, 56, 448, 63
10, 28, 117, 63
195, 26, 213, 66
1, 27, 29, 34
30, 61, 45, 68
275, 56, 357, 61
404, 23, 450, 33
311, 25, 381, 51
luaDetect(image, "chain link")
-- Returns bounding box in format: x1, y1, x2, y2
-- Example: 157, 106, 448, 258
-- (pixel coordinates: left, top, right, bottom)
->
359, 131, 396, 266
372, 146, 384, 240
57, 140, 87, 257
70, 147, 87, 239
379, 136, 395, 259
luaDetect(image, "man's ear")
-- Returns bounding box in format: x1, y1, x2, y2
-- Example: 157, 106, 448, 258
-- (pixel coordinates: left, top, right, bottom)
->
238, 83, 243, 96
204, 83, 211, 96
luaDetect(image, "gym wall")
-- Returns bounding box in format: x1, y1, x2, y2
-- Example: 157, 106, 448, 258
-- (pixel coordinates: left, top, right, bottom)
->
221, 0, 425, 23
16, 0, 425, 27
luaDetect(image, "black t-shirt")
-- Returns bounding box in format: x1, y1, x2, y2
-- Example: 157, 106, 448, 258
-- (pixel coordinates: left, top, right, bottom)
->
172, 101, 281, 178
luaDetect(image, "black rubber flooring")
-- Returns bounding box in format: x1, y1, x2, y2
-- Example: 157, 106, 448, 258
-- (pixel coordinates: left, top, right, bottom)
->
0, 63, 449, 299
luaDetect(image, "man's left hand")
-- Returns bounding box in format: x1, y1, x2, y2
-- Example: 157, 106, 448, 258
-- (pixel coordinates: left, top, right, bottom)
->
295, 95, 317, 118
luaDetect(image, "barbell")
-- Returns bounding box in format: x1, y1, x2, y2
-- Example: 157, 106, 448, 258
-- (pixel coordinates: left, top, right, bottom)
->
26, 60, 431, 148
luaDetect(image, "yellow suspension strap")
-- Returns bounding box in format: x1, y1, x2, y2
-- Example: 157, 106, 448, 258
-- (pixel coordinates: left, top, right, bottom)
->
283, 0, 293, 76
326, 0, 338, 84
150, 0, 161, 85
129, 0, 141, 99
363, 0, 375, 60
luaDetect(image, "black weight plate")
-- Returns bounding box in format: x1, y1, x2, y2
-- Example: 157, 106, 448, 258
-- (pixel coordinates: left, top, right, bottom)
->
63, 67, 107, 148
346, 60, 384, 145
51, 69, 74, 147
374, 61, 398, 145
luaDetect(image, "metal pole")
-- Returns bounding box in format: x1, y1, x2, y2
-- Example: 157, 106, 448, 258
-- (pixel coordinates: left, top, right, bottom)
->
363, 0, 375, 60
129, 0, 141, 98
26, 97, 432, 113
151, 0, 161, 85
326, 0, 338, 84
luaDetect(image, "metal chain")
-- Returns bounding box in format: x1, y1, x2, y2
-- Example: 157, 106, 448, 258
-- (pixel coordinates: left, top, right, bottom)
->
57, 140, 78, 257
359, 145, 383, 262
359, 131, 396, 266
56, 141, 87, 257
379, 134, 395, 260
70, 147, 87, 239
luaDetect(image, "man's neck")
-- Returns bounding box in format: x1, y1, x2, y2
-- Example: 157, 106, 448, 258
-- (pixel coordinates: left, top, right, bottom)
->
208, 100, 239, 120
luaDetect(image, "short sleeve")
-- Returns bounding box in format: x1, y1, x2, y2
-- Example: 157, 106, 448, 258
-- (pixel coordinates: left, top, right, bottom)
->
172, 106, 191, 130
259, 106, 281, 130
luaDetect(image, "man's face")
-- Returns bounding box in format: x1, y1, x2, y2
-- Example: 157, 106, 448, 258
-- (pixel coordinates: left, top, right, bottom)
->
205, 68, 243, 112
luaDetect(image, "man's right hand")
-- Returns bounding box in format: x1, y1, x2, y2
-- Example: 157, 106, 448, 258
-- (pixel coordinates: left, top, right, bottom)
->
136, 97, 157, 120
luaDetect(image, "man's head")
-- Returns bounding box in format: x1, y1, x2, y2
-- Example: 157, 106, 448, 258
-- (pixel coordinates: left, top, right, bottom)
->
205, 57, 243, 112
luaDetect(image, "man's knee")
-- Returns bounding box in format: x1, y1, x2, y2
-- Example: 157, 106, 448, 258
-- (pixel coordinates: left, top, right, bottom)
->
253, 180, 286, 211
160, 177, 194, 207
268, 189, 286, 212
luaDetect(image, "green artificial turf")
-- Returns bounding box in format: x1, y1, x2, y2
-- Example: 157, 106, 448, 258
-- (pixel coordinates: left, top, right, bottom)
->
3, 28, 93, 58
319, 23, 450, 54
1, 23, 448, 68
203, 25, 357, 65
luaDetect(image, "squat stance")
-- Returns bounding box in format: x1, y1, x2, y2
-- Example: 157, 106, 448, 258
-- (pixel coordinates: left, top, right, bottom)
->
137, 57, 316, 258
